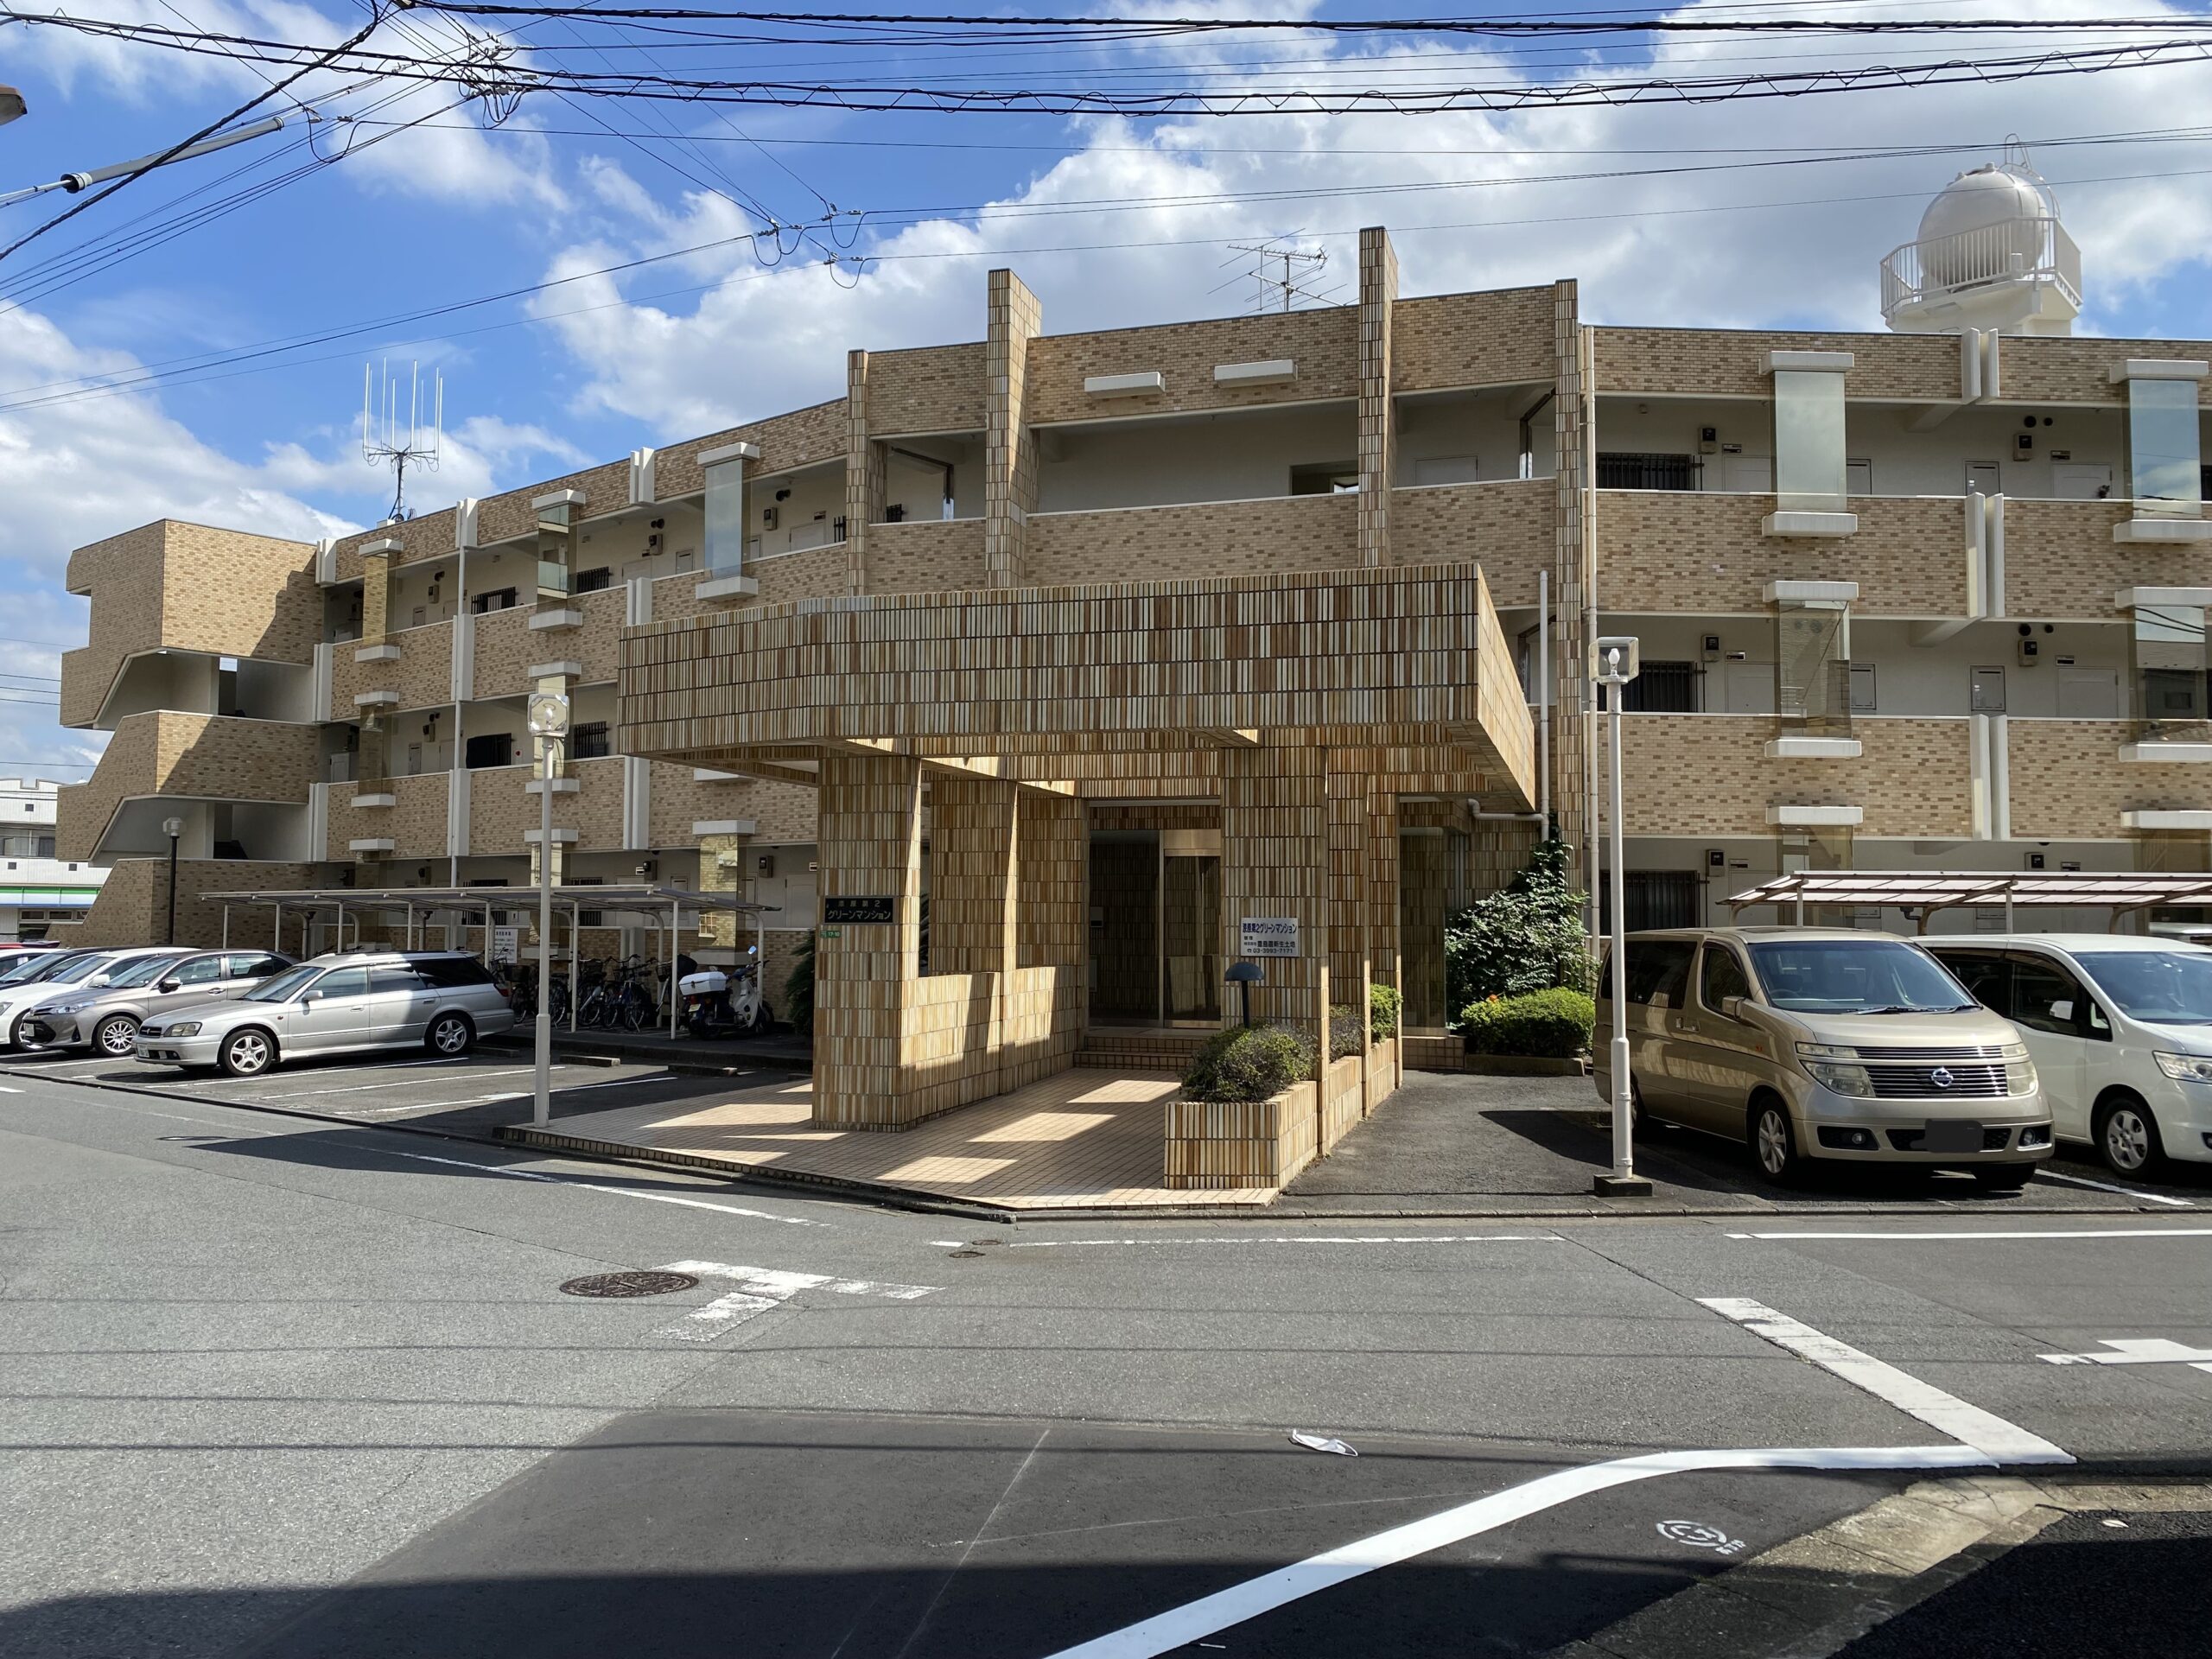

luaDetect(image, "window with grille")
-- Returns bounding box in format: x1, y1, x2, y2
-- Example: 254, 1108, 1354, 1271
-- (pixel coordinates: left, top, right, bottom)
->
572, 721, 612, 760
1597, 453, 1699, 491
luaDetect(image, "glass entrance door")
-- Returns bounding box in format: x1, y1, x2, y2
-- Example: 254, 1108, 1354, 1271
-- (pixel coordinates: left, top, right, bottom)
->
1162, 854, 1221, 1023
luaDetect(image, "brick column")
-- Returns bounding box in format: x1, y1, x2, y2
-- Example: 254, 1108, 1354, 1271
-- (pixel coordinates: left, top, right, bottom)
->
1327, 760, 1376, 1116
1222, 745, 1329, 1061
844, 349, 882, 596
1551, 281, 1594, 890
360, 550, 392, 645
1369, 790, 1403, 1092
813, 750, 925, 1128
985, 268, 1041, 588
1008, 788, 1087, 1090
1357, 226, 1398, 568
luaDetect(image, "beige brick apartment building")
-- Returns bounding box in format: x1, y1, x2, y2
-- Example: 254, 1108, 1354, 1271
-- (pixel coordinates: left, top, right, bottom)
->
53, 191, 2212, 1141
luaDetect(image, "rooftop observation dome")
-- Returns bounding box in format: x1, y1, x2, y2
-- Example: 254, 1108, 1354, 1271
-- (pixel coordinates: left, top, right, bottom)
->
1882, 140, 2081, 336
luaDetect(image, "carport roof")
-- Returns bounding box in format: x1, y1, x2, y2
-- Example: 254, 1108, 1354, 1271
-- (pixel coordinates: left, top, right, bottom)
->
1727, 870, 2212, 915
200, 884, 772, 916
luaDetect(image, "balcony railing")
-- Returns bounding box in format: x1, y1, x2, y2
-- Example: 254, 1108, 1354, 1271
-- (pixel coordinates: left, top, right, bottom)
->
1880, 214, 2081, 322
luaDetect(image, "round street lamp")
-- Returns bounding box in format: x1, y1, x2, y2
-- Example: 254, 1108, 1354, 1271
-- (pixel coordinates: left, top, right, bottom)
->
0, 88, 27, 128
162, 815, 185, 945
525, 690, 569, 1128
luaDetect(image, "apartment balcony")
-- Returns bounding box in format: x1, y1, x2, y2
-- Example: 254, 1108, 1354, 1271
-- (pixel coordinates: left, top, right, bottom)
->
1599, 493, 1977, 618
2001, 498, 2211, 619
58, 712, 321, 862
330, 617, 455, 715
2009, 717, 2212, 842
1618, 714, 1974, 840
1026, 491, 1358, 586
868, 518, 988, 595
324, 772, 451, 861
465, 754, 626, 857
1389, 478, 1553, 602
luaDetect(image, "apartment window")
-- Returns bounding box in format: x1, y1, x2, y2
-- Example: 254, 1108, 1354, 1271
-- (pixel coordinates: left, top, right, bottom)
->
575, 567, 613, 594
1290, 461, 1360, 496
470, 588, 517, 614
572, 721, 612, 760
1596, 453, 1697, 491
2133, 602, 2209, 734
465, 733, 514, 770
1772, 370, 1847, 512
1599, 870, 1702, 933
2125, 374, 2203, 516
1622, 661, 1696, 712
0, 833, 53, 858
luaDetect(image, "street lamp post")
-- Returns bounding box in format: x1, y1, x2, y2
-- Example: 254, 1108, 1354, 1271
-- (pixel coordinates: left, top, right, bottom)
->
1589, 637, 1652, 1198
162, 816, 184, 945
525, 690, 570, 1129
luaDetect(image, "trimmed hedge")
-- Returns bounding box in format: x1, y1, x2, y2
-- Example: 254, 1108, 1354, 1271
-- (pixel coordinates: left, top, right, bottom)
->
1369, 982, 1401, 1040
1328, 1005, 1365, 1060
1182, 1024, 1316, 1103
1459, 988, 1595, 1058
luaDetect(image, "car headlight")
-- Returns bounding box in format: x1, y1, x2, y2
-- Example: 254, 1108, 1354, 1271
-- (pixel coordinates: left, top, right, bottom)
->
1796, 1043, 1873, 1097
38, 1001, 85, 1017
2156, 1051, 2212, 1084
164, 1021, 201, 1038
2007, 1057, 2038, 1093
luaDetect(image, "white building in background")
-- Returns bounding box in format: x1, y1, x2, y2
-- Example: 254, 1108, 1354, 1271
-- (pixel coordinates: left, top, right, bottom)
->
0, 779, 105, 941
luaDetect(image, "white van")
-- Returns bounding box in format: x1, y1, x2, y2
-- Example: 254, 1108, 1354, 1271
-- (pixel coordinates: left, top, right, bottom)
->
1923, 936, 2212, 1178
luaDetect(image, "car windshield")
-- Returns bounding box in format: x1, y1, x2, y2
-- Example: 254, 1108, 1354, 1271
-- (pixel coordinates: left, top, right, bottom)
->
0, 951, 70, 985
1746, 938, 1978, 1014
2073, 950, 2212, 1026
103, 955, 187, 989
41, 954, 123, 987
245, 964, 323, 1003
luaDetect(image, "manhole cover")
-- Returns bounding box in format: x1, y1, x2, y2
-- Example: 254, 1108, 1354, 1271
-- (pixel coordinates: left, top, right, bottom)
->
559, 1270, 699, 1299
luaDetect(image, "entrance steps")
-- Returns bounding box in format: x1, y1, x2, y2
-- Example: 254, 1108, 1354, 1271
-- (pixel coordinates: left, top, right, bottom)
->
1075, 1027, 1210, 1072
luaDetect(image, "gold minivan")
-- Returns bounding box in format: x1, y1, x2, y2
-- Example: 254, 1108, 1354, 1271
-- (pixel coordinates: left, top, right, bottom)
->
1596, 926, 2052, 1188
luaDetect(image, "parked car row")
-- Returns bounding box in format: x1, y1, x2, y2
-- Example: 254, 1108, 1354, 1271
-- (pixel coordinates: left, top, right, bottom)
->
1599, 926, 2212, 1185
0, 944, 516, 1075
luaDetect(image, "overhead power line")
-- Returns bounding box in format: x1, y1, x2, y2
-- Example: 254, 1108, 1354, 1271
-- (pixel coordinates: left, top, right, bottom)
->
13, 10, 2212, 116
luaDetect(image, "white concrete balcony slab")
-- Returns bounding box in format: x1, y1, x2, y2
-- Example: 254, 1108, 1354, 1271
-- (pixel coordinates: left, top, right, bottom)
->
1761, 511, 1859, 538
1764, 736, 1863, 760
524, 778, 582, 794
2120, 741, 2212, 763
526, 659, 582, 681
2113, 518, 2212, 545
347, 836, 395, 854
1213, 359, 1294, 385
528, 607, 584, 632
353, 643, 400, 664
693, 818, 759, 836
1765, 804, 1864, 827
2124, 810, 2212, 830
1084, 371, 1166, 397
1764, 580, 1860, 606
352, 792, 397, 809
353, 690, 400, 709
696, 573, 760, 602
522, 827, 579, 844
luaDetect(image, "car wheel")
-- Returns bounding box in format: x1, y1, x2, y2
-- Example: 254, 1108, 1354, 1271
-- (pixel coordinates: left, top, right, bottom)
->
426, 1012, 474, 1058
2096, 1096, 2164, 1178
217, 1027, 276, 1077
94, 1014, 140, 1058
1971, 1162, 2037, 1194
1750, 1098, 1802, 1186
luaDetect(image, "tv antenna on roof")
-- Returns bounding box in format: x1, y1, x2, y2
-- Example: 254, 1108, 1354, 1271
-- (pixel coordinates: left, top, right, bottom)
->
361, 359, 442, 523
1220, 236, 1332, 315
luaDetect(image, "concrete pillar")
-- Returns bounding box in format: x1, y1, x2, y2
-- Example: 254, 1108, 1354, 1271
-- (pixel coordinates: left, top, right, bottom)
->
1009, 788, 1088, 1090
1221, 744, 1328, 1037
812, 751, 925, 1128
1357, 227, 1398, 569
1551, 281, 1595, 890
985, 268, 1041, 588
844, 349, 883, 595
361, 550, 392, 645
696, 830, 748, 950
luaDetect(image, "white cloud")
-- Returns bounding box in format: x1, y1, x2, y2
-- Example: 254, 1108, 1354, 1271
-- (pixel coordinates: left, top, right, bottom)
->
531, 0, 2212, 433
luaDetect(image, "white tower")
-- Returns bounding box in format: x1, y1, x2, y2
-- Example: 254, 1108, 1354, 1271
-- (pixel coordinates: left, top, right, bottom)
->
1881, 140, 2080, 337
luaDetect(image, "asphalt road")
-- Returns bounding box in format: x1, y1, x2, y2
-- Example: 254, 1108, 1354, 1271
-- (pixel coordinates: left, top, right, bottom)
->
5, 1066, 2212, 1657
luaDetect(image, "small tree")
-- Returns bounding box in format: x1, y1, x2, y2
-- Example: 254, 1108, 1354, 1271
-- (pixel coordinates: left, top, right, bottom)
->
1444, 836, 1593, 1019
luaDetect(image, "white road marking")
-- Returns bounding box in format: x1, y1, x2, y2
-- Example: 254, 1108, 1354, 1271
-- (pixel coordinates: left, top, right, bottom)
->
1007, 1235, 1563, 1249
2040, 1338, 2212, 1375
0, 1084, 17, 1093
252, 1066, 556, 1102
162, 1056, 475, 1087
1700, 1296, 2071, 1465
1039, 1444, 1992, 1659
378, 1150, 829, 1225
651, 1259, 939, 1342
2035, 1169, 2195, 1207
1727, 1226, 2212, 1242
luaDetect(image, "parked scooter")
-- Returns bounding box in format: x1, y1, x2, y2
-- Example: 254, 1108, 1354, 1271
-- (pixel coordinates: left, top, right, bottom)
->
679, 946, 774, 1039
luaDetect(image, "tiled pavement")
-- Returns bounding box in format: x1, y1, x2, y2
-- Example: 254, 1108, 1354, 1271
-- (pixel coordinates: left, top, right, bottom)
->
510, 1067, 1281, 1210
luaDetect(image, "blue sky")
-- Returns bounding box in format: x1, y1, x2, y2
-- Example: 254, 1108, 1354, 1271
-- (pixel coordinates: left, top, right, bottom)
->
4, 0, 2212, 779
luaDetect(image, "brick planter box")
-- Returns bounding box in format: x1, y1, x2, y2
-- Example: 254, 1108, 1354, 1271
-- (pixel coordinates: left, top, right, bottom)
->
1164, 1081, 1319, 1190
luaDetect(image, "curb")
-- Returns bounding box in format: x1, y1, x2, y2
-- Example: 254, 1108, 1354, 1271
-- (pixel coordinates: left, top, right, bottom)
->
1541, 1473, 2212, 1659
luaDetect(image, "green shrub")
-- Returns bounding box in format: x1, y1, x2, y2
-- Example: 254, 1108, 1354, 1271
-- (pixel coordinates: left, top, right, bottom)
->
1327, 1005, 1365, 1059
785, 931, 816, 1036
1369, 982, 1401, 1040
1182, 1024, 1316, 1103
1444, 836, 1594, 1020
1459, 988, 1595, 1058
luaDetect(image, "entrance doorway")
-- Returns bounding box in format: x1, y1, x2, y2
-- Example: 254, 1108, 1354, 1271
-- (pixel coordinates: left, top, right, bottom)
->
1088, 826, 1223, 1025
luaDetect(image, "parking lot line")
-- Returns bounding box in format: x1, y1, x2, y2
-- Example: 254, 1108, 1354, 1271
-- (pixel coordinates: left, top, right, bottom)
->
2036, 1169, 2195, 1208
374, 1148, 830, 1225
1728, 1224, 2212, 1242
247, 1065, 556, 1102
1699, 1296, 2071, 1465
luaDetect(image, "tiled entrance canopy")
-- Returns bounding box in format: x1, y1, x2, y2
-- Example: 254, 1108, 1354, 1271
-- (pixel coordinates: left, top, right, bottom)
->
618, 559, 1534, 1150
621, 562, 1534, 803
